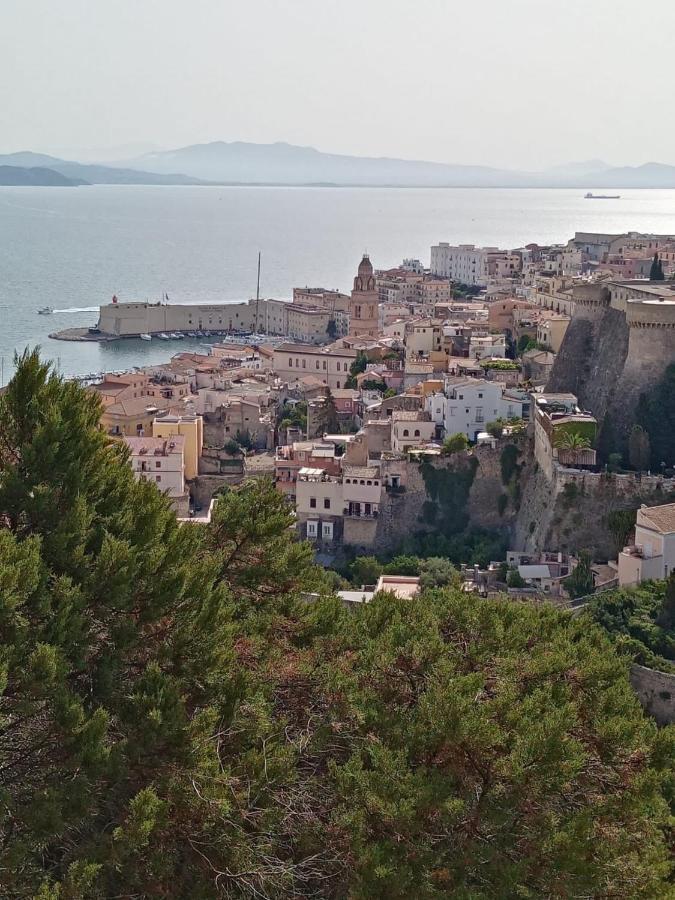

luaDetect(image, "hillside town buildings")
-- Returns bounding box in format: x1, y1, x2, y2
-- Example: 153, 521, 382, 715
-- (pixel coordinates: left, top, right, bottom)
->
71, 232, 675, 606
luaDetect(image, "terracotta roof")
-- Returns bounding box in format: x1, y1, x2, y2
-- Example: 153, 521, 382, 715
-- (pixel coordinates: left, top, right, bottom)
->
343, 465, 379, 478
639, 503, 675, 534
104, 397, 172, 418
392, 410, 427, 421
123, 435, 185, 455
275, 342, 357, 356
331, 389, 360, 399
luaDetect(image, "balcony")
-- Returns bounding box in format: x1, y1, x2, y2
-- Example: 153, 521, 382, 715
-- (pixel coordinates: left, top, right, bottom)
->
343, 507, 378, 519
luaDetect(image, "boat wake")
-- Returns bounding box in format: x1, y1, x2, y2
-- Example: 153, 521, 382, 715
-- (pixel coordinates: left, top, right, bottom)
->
52, 306, 99, 313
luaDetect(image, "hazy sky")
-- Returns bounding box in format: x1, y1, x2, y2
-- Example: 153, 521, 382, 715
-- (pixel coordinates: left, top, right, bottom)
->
2, 0, 674, 169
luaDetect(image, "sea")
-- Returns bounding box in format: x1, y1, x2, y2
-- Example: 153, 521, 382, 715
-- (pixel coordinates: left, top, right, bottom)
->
2, 184, 675, 380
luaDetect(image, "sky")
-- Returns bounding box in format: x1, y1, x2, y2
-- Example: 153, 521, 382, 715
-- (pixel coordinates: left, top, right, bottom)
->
1, 0, 674, 170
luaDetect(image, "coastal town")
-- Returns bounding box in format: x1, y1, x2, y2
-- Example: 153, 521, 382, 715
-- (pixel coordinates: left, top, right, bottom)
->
68, 230, 675, 637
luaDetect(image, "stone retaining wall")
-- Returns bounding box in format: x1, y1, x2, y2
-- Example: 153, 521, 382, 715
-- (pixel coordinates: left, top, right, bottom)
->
629, 664, 675, 725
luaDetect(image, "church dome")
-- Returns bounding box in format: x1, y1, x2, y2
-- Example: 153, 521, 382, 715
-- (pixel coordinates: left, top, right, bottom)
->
358, 254, 373, 276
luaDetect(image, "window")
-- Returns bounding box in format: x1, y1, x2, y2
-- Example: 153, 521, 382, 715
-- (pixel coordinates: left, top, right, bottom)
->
414, 429, 420, 437
322, 522, 334, 540
316, 361, 319, 369
302, 360, 306, 369
323, 360, 327, 370
309, 498, 317, 509
289, 358, 293, 367
156, 475, 161, 482
403, 429, 409, 437
323, 497, 330, 509
156, 461, 161, 468
307, 521, 318, 538
366, 480, 371, 485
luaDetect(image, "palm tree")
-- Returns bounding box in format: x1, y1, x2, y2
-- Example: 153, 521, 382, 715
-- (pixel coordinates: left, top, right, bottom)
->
555, 430, 591, 451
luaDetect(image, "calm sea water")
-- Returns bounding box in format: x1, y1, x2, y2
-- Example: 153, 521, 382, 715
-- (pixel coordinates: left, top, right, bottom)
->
2, 184, 675, 379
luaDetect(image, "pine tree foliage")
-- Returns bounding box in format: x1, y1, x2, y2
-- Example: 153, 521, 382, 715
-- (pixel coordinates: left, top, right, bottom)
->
0, 351, 672, 898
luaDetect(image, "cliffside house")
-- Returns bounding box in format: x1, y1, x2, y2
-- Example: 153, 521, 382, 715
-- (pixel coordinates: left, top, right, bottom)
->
533, 393, 597, 479
618, 503, 675, 586
425, 377, 524, 442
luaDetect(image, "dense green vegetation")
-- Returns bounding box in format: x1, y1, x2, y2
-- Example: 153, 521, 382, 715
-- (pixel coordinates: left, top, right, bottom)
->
441, 432, 468, 455
276, 399, 307, 433
585, 575, 675, 673
0, 352, 672, 898
345, 351, 368, 388
637, 363, 675, 470
480, 358, 520, 371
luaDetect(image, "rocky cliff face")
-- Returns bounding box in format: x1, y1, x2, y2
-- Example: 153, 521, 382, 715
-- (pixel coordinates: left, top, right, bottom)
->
546, 294, 675, 457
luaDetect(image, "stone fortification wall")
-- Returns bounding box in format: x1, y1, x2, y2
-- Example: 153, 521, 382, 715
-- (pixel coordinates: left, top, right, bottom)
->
615, 309, 675, 419
97, 298, 288, 337
547, 299, 629, 425
513, 462, 675, 558
343, 516, 379, 550
629, 664, 675, 726
547, 287, 675, 454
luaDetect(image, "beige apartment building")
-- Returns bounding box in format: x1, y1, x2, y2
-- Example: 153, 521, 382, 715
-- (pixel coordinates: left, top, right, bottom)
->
100, 397, 175, 437
292, 287, 350, 313
404, 318, 444, 358
152, 414, 203, 480
272, 343, 358, 390
284, 304, 348, 343
536, 314, 570, 353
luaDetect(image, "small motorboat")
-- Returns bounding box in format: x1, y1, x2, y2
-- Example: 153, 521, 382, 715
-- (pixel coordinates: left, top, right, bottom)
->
140, 333, 152, 342
38, 306, 53, 315
170, 332, 184, 339
157, 333, 170, 341
186, 331, 196, 338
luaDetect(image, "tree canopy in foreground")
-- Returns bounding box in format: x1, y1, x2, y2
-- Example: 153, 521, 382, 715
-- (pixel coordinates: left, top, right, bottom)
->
0, 352, 672, 898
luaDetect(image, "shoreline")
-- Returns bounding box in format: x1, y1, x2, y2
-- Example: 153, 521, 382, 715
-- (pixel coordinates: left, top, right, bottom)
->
49, 328, 118, 343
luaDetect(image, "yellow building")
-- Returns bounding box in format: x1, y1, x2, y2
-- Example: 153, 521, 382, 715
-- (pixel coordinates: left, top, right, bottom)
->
152, 414, 203, 480
536, 313, 570, 353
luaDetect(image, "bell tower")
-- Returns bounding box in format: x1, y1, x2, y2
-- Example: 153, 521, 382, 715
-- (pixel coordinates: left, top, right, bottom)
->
349, 254, 379, 338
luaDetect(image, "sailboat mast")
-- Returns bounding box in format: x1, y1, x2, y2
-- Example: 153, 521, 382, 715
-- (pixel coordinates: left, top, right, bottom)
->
254, 251, 261, 332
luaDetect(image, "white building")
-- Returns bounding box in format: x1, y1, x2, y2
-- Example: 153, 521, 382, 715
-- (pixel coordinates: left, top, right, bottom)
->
390, 411, 436, 452
618, 503, 675, 586
425, 377, 524, 441
430, 243, 499, 286
123, 435, 188, 513
469, 333, 507, 360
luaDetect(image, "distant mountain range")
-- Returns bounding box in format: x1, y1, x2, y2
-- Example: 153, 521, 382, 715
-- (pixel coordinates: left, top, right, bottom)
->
0, 165, 86, 186
3, 143, 675, 188
122, 143, 675, 188
0, 152, 202, 186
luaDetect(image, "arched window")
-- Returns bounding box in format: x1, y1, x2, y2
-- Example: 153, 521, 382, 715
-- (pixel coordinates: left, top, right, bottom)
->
414, 429, 420, 437
403, 429, 409, 437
